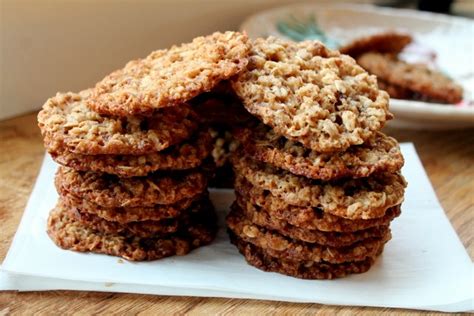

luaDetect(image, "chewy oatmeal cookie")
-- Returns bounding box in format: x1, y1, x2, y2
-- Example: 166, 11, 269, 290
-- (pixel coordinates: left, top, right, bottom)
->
357, 53, 463, 104
230, 234, 379, 279
61, 193, 197, 224
234, 124, 404, 180
232, 200, 389, 247
51, 130, 213, 177
339, 32, 412, 57
235, 178, 401, 232
47, 201, 217, 261
89, 32, 251, 117
65, 196, 213, 238
231, 37, 391, 152
55, 166, 209, 208
232, 155, 406, 219
226, 209, 390, 264
38, 90, 198, 155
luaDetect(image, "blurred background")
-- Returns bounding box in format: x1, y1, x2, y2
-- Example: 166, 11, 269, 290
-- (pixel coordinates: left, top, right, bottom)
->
1, 0, 473, 120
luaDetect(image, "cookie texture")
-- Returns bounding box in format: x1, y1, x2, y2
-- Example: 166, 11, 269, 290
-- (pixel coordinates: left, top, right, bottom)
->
47, 201, 217, 261
339, 32, 412, 57
88, 32, 251, 116
235, 178, 401, 232
55, 166, 209, 208
232, 200, 389, 247
226, 209, 390, 264
51, 130, 212, 177
234, 124, 404, 180
357, 53, 463, 104
231, 37, 391, 152
38, 90, 198, 155
231, 234, 379, 279
232, 155, 406, 219
61, 193, 196, 224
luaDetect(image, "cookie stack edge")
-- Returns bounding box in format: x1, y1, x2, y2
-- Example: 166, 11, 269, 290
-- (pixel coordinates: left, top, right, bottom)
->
36, 31, 254, 261
227, 36, 407, 279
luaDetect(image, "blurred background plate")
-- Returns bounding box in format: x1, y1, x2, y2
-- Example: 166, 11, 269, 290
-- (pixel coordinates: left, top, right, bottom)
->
389, 99, 474, 129
240, 3, 474, 130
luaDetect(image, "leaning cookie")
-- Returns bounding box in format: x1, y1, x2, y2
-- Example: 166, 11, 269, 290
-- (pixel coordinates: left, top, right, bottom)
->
231, 234, 380, 280
226, 209, 390, 264
231, 36, 391, 152
38, 90, 199, 155
357, 52, 463, 104
88, 31, 251, 117
55, 166, 210, 208
47, 201, 217, 261
339, 31, 412, 58
234, 124, 404, 180
232, 155, 407, 220
51, 130, 213, 177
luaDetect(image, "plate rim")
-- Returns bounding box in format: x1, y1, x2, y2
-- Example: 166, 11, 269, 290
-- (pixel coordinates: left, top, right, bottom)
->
240, 3, 474, 128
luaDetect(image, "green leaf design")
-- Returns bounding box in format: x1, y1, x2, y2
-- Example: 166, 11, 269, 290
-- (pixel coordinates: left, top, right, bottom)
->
276, 14, 339, 49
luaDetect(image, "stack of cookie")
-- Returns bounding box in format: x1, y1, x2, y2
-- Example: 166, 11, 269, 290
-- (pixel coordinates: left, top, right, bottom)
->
226, 37, 407, 279
37, 31, 251, 261
340, 32, 463, 104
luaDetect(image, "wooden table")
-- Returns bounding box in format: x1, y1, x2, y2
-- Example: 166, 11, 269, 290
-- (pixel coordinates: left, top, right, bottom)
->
0, 112, 472, 315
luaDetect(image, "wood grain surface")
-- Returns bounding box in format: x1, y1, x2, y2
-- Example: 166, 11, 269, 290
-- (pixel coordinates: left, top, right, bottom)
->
0, 112, 472, 315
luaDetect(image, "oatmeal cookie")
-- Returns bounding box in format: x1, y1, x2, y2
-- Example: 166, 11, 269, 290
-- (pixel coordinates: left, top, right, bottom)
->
51, 130, 212, 177
232, 155, 406, 219
232, 200, 389, 247
38, 90, 198, 155
55, 166, 209, 208
357, 53, 463, 104
339, 32, 412, 57
65, 196, 213, 238
226, 210, 390, 264
231, 234, 379, 279
235, 178, 401, 232
47, 201, 217, 261
231, 37, 391, 152
61, 193, 197, 224
89, 32, 250, 116
234, 124, 404, 180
